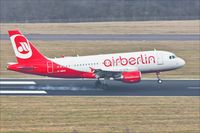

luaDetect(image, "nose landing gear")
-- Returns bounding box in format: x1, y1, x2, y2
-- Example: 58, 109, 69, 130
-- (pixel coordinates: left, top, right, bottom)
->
156, 72, 162, 84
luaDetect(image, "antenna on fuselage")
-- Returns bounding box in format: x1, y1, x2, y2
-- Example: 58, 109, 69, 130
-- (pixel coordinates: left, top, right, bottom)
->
73, 49, 77, 57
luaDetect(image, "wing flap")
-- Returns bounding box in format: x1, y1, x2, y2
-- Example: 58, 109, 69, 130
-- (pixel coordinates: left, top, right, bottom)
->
93, 66, 139, 79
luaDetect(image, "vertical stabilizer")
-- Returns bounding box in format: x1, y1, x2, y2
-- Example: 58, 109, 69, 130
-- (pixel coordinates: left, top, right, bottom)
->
8, 30, 47, 64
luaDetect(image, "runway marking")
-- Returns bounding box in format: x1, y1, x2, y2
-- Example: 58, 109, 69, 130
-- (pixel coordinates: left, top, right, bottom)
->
37, 86, 103, 91
0, 81, 36, 85
187, 87, 200, 90
0, 90, 47, 94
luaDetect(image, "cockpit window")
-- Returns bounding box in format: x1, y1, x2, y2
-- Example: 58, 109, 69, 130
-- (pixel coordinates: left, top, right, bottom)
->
169, 55, 176, 59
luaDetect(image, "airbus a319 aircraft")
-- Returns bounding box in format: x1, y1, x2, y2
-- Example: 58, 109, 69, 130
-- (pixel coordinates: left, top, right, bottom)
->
7, 30, 185, 88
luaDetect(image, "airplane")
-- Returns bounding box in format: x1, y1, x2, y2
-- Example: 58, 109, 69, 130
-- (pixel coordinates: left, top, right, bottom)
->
7, 30, 185, 88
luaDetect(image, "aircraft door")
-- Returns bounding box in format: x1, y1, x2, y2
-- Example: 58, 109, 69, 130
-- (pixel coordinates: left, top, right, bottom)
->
156, 52, 164, 65
47, 61, 54, 73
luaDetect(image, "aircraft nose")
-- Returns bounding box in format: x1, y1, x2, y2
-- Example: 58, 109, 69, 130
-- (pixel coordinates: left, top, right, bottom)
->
178, 58, 185, 67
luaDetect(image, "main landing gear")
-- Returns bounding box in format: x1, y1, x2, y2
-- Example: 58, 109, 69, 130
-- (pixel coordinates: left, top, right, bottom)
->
156, 72, 162, 84
95, 78, 109, 89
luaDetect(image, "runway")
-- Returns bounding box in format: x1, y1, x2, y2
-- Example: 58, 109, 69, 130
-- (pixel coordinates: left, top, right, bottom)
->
0, 79, 199, 96
1, 34, 199, 41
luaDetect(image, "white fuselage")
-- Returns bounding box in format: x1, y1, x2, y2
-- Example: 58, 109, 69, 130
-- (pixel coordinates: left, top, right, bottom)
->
51, 50, 185, 73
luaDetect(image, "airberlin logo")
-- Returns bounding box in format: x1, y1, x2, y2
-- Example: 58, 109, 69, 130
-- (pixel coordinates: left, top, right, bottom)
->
10, 34, 32, 59
103, 54, 156, 67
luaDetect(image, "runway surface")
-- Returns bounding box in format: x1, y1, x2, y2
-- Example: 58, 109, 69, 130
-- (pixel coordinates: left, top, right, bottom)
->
0, 79, 199, 96
1, 34, 199, 41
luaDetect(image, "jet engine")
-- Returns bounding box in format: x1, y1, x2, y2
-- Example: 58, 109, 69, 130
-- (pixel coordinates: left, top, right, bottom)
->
120, 71, 141, 83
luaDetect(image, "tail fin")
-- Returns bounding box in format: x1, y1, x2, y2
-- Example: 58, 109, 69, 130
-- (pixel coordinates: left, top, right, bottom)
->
8, 30, 47, 64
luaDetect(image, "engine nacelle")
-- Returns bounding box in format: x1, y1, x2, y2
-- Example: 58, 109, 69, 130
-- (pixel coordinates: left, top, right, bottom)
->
121, 71, 141, 83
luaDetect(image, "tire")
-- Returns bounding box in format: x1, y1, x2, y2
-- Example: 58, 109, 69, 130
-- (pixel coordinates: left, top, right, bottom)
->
95, 80, 102, 88
157, 79, 162, 84
102, 84, 109, 90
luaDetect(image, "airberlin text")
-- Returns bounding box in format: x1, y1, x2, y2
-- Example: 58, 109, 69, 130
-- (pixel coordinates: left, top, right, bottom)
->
103, 54, 156, 67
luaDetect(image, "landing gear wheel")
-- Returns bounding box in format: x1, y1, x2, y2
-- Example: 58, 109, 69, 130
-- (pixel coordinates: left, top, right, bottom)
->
95, 79, 109, 89
102, 84, 109, 89
156, 72, 163, 84
157, 79, 162, 84
95, 80, 102, 88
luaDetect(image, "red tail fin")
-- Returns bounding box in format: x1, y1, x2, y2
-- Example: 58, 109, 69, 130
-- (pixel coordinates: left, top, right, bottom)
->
8, 30, 47, 64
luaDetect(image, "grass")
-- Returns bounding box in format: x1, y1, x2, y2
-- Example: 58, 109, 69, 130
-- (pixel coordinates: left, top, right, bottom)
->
0, 96, 199, 133
0, 41, 199, 79
1, 20, 199, 34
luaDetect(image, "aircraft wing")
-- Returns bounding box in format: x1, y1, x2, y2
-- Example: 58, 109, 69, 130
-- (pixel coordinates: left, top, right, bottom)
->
93, 66, 139, 79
